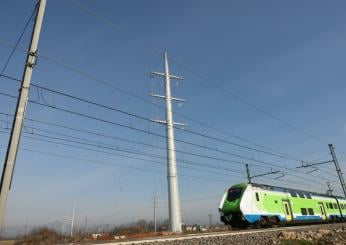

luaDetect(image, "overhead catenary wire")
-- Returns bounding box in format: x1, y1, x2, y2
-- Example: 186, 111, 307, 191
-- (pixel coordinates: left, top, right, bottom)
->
1, 112, 339, 181
1, 74, 302, 163
0, 90, 336, 186
0, 40, 307, 165
0, 47, 338, 191
0, 91, 297, 169
3, 74, 338, 183
0, 124, 261, 175
0, 142, 235, 183
0, 119, 247, 176
0, 131, 325, 191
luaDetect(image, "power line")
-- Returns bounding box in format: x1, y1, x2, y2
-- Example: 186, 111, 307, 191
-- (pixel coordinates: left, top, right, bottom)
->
0, 91, 296, 169
1, 74, 302, 163
0, 130, 325, 190
0, 4, 37, 76
0, 120, 246, 176
0, 41, 307, 165
1, 108, 336, 185
0, 142, 240, 184
0, 129, 334, 189
0, 128, 245, 179
5, 107, 335, 184
0, 114, 291, 175
0, 91, 336, 185
0, 142, 234, 183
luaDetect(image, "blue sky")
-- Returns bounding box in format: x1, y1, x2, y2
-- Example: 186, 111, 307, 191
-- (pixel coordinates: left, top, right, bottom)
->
0, 0, 346, 230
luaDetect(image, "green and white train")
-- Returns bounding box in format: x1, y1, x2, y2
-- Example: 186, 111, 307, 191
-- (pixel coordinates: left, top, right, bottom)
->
219, 183, 346, 228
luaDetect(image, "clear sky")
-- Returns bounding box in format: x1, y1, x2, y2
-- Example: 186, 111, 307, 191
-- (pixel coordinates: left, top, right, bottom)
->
0, 0, 346, 231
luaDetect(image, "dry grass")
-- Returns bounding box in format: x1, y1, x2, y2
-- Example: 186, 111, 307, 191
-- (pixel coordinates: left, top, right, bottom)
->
14, 227, 79, 245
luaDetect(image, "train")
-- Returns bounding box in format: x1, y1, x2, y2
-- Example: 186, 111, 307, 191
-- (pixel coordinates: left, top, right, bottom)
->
219, 182, 346, 228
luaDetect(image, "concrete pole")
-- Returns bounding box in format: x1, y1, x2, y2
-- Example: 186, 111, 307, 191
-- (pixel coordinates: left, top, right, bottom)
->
245, 164, 251, 184
0, 0, 46, 232
70, 201, 75, 237
164, 52, 182, 232
153, 194, 157, 232
208, 214, 213, 227
84, 216, 88, 234
328, 144, 346, 197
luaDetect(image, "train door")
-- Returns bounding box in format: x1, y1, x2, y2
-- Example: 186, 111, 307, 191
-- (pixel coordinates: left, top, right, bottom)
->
282, 200, 292, 221
318, 203, 327, 220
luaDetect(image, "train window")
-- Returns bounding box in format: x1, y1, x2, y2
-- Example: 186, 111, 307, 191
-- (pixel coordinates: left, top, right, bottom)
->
301, 208, 307, 215
289, 190, 297, 197
297, 192, 305, 198
329, 203, 333, 209
255, 192, 259, 202
305, 192, 312, 199
227, 188, 242, 202
308, 208, 314, 215
333, 203, 338, 209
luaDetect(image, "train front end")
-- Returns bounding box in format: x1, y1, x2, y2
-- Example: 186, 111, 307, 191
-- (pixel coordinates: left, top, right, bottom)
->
219, 183, 248, 228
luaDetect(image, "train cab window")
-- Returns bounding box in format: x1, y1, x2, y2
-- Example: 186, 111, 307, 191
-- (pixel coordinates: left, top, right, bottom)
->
297, 192, 305, 198
308, 208, 314, 215
333, 203, 338, 209
301, 208, 307, 215
289, 190, 297, 197
305, 192, 312, 199
227, 188, 242, 202
255, 192, 259, 202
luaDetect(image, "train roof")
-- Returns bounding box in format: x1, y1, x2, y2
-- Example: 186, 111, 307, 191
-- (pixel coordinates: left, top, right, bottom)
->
250, 182, 346, 201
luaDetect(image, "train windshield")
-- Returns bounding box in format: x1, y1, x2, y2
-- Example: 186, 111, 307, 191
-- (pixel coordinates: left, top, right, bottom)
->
227, 188, 242, 202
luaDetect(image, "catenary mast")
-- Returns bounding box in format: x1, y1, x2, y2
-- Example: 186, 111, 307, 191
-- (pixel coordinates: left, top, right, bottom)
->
0, 0, 47, 232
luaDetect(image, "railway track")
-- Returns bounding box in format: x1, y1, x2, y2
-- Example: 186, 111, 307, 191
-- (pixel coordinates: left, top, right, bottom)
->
92, 223, 345, 244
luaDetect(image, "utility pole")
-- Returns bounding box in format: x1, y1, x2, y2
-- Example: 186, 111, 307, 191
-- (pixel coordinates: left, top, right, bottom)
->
329, 144, 346, 197
0, 0, 46, 232
246, 164, 251, 184
150, 52, 184, 232
70, 201, 75, 237
327, 182, 334, 196
84, 216, 88, 235
153, 194, 157, 232
208, 213, 213, 227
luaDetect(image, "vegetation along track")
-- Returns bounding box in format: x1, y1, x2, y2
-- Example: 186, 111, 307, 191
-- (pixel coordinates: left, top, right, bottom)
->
93, 223, 345, 245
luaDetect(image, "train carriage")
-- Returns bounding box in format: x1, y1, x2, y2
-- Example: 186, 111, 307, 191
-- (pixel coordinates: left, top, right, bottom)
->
219, 183, 346, 228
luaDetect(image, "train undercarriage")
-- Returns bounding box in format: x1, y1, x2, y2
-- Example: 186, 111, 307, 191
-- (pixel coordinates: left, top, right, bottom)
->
220, 213, 345, 230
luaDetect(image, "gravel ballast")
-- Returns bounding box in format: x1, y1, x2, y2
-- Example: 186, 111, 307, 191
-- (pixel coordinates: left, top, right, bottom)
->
133, 224, 346, 245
